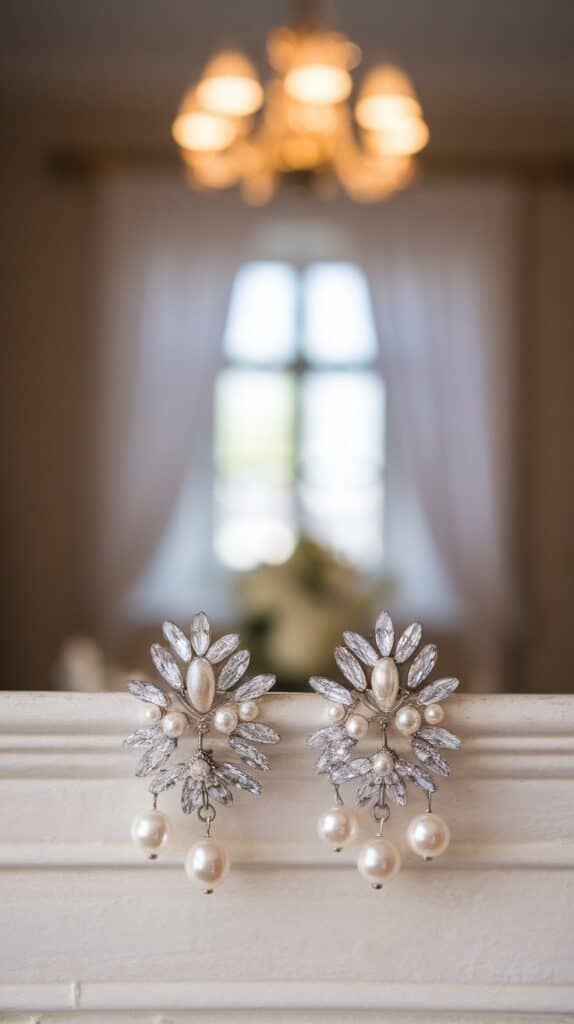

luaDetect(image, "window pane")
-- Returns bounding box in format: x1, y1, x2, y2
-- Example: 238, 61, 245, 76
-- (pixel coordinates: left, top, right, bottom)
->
223, 261, 298, 365
214, 368, 297, 569
300, 371, 385, 565
303, 262, 378, 365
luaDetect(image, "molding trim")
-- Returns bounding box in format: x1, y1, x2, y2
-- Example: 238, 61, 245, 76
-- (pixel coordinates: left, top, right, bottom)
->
0, 838, 573, 871
1, 980, 574, 1014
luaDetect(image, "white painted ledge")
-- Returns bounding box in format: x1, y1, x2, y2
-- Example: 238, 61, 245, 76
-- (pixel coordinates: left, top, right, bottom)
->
0, 692, 573, 1021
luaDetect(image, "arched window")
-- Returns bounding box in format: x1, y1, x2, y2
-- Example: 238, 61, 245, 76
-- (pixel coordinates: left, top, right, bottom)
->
215, 260, 385, 570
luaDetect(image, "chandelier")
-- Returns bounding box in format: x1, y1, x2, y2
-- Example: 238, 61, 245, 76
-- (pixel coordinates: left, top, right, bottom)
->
172, 5, 429, 204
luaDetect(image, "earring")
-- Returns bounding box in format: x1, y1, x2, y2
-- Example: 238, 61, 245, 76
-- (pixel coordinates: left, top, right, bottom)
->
308, 610, 461, 888
123, 612, 279, 893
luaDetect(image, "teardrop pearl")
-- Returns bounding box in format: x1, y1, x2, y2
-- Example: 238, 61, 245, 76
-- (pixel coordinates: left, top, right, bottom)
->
407, 812, 450, 860
131, 810, 167, 857
185, 838, 229, 893
371, 657, 400, 711
357, 837, 401, 888
186, 657, 215, 713
317, 806, 357, 851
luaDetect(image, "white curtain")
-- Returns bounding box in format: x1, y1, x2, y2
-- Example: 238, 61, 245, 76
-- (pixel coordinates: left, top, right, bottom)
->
88, 175, 248, 639
360, 184, 521, 689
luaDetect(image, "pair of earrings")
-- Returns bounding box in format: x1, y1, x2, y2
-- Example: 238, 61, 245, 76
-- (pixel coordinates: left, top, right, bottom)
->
124, 609, 460, 892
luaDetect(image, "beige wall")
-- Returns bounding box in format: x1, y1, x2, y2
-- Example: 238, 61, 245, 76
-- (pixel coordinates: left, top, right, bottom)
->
1, 104, 573, 692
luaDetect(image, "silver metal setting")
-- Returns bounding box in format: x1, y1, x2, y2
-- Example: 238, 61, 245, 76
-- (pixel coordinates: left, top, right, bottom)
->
124, 612, 279, 840
308, 609, 461, 842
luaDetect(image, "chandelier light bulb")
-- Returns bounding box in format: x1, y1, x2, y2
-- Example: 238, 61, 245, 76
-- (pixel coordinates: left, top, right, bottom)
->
285, 63, 352, 106
355, 65, 422, 132
196, 50, 264, 118
365, 117, 430, 157
172, 89, 237, 152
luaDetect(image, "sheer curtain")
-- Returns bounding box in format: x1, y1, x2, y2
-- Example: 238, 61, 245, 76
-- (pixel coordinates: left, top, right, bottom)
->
88, 175, 248, 640
361, 184, 521, 689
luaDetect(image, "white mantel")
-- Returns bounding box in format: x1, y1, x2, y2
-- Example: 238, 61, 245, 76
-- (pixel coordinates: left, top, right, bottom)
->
0, 691, 573, 1022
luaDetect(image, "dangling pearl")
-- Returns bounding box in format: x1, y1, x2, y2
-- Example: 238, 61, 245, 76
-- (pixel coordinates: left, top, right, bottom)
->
407, 812, 450, 860
185, 838, 229, 893
345, 713, 369, 740
189, 755, 211, 780
357, 836, 401, 888
131, 810, 167, 857
161, 710, 187, 738
372, 750, 394, 777
317, 806, 357, 851
395, 705, 422, 736
325, 702, 346, 725
371, 657, 400, 711
213, 705, 239, 735
186, 657, 216, 713
424, 703, 444, 725
141, 704, 162, 725
238, 700, 259, 722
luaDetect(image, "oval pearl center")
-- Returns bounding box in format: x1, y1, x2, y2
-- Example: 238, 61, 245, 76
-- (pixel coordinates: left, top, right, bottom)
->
371, 657, 400, 711
186, 657, 216, 713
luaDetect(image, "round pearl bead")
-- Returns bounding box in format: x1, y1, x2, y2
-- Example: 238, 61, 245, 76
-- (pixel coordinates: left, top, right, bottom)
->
395, 705, 422, 736
238, 700, 259, 722
317, 806, 357, 851
131, 810, 167, 855
407, 812, 450, 860
357, 837, 401, 888
185, 838, 229, 892
189, 756, 211, 780
345, 713, 369, 740
372, 750, 394, 777
161, 710, 187, 738
213, 705, 239, 735
141, 704, 162, 725
325, 702, 346, 725
424, 703, 445, 725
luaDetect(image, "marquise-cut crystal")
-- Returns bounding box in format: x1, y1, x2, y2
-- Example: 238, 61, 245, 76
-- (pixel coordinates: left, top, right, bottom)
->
126, 680, 168, 707
395, 622, 422, 664
343, 631, 379, 667
411, 738, 450, 776
162, 621, 191, 663
415, 677, 459, 706
217, 650, 250, 692
407, 644, 437, 688
191, 611, 211, 656
375, 610, 394, 657
123, 727, 160, 750
206, 633, 240, 665
417, 725, 461, 749
150, 644, 183, 691
233, 722, 280, 744
335, 646, 367, 691
228, 735, 271, 772
309, 677, 354, 706
148, 762, 189, 795
234, 673, 275, 702
216, 762, 262, 795
135, 736, 176, 777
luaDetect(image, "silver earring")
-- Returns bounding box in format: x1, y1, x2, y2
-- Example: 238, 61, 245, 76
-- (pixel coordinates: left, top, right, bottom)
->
308, 610, 461, 888
123, 612, 279, 892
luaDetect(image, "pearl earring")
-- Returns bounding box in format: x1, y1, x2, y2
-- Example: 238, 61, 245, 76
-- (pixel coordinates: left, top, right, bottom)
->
308, 610, 461, 888
123, 612, 279, 893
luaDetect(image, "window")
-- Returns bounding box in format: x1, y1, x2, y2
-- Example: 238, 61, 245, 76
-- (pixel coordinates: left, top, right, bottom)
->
214, 261, 385, 571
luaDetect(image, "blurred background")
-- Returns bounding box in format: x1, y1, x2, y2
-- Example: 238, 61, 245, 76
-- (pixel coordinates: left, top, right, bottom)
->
1, 0, 573, 693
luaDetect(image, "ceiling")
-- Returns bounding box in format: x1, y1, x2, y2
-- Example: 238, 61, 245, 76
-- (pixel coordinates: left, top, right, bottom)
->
2, 0, 574, 158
